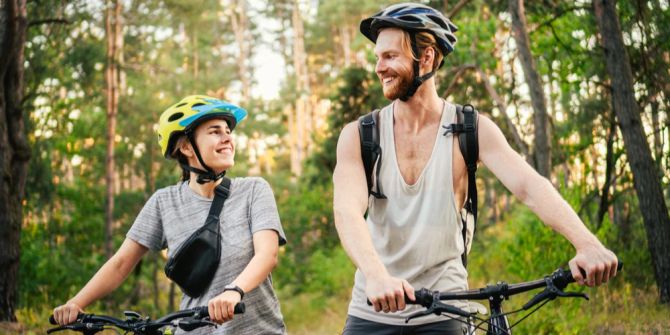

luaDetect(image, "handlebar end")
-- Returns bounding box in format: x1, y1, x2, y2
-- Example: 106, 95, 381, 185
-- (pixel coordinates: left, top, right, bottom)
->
234, 302, 245, 314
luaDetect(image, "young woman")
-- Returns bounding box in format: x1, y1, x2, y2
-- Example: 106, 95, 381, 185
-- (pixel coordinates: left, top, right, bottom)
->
53, 95, 287, 334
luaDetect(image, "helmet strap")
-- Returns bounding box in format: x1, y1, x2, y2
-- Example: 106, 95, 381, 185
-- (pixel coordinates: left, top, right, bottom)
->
400, 33, 436, 102
185, 130, 226, 184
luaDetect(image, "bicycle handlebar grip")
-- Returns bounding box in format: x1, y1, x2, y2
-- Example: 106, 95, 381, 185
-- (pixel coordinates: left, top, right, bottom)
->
49, 313, 84, 325
562, 258, 624, 283
235, 302, 245, 314
365, 292, 414, 306
199, 303, 246, 316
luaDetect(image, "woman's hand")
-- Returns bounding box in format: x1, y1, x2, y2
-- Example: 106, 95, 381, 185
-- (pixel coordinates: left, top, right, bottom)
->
53, 301, 84, 325
208, 290, 242, 324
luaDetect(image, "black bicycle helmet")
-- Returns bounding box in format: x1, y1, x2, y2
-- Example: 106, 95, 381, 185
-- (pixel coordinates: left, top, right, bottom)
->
360, 3, 458, 100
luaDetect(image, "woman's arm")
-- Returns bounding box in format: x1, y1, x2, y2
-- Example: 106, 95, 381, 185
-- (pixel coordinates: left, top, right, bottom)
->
207, 230, 279, 323
52, 238, 148, 325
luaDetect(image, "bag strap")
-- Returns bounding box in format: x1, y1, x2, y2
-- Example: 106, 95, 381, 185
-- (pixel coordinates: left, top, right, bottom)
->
206, 177, 232, 229
358, 109, 386, 199
443, 104, 479, 267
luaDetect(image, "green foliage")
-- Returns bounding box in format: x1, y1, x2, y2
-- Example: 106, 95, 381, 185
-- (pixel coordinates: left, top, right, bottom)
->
467, 180, 657, 333
272, 178, 339, 294
302, 247, 355, 296
14, 0, 669, 332
302, 66, 385, 185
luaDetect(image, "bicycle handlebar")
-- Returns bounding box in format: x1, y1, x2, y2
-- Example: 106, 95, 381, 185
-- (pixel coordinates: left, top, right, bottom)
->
366, 260, 623, 307
425, 260, 622, 304
48, 303, 245, 326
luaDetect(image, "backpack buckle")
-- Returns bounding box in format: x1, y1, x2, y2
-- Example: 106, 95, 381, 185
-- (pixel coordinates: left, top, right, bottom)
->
442, 123, 465, 136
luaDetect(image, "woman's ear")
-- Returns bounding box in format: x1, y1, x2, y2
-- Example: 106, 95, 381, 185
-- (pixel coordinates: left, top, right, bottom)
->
178, 139, 194, 158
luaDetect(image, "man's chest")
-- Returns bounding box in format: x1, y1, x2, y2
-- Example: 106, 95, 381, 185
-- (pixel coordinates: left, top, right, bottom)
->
392, 128, 467, 202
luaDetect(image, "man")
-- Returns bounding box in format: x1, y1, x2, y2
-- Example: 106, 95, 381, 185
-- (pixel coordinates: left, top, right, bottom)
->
332, 3, 618, 334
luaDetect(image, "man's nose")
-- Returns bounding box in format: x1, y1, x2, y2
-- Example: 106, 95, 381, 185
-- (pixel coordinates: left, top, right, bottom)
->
375, 59, 387, 75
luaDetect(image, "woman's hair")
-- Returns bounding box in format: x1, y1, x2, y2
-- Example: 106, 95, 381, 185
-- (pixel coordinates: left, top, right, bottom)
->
170, 135, 191, 181
399, 30, 444, 72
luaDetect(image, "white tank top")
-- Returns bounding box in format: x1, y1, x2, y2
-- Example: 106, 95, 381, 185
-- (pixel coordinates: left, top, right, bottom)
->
348, 101, 469, 325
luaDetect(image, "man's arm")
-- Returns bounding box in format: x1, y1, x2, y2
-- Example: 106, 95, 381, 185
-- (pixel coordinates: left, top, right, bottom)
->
333, 122, 414, 313
477, 115, 618, 286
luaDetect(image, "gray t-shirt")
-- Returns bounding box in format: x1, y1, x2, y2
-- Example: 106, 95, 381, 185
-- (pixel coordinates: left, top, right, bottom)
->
127, 177, 287, 334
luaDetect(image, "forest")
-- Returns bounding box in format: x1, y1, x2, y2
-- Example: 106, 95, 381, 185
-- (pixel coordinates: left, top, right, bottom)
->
1, 0, 669, 333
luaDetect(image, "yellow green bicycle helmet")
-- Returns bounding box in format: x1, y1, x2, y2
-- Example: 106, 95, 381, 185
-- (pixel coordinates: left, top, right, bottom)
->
158, 95, 247, 158
158, 95, 247, 183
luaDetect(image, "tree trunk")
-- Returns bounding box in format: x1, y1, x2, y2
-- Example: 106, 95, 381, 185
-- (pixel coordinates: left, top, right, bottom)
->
509, 0, 552, 178
594, 0, 670, 303
104, 0, 122, 259
650, 99, 662, 174
192, 31, 199, 78
447, 0, 471, 18
0, 0, 29, 322
338, 25, 352, 68
292, 0, 309, 95
289, 0, 309, 176
229, 0, 251, 101
597, 109, 617, 227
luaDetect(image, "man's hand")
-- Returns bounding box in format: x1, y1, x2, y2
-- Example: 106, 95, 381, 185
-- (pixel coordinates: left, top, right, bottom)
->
366, 273, 415, 313
208, 290, 242, 324
569, 245, 618, 287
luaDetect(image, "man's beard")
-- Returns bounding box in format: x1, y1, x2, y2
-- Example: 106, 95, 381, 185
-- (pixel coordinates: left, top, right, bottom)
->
381, 68, 414, 100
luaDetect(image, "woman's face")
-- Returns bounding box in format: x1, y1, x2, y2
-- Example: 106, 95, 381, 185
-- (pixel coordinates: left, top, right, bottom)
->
185, 118, 235, 173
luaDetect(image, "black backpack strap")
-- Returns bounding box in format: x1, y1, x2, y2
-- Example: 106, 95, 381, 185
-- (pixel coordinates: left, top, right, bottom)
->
208, 177, 232, 227
358, 109, 387, 199
443, 104, 479, 267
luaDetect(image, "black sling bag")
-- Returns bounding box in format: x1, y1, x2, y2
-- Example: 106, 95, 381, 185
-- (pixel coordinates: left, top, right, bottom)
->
358, 104, 478, 267
164, 177, 231, 297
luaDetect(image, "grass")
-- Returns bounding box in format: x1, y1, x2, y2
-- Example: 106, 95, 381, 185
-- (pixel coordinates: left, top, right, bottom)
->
280, 291, 350, 335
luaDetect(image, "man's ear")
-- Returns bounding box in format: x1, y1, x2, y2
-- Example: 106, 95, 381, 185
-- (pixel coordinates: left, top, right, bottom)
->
421, 46, 435, 70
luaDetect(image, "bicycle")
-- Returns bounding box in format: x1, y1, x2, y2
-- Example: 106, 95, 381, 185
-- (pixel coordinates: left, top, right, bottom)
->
47, 303, 245, 335
403, 261, 623, 334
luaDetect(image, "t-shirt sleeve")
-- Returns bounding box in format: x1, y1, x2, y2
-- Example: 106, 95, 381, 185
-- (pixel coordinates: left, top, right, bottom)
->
250, 178, 287, 246
126, 192, 167, 251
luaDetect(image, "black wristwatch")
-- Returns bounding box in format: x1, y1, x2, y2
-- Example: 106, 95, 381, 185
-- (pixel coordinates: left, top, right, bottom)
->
223, 284, 245, 300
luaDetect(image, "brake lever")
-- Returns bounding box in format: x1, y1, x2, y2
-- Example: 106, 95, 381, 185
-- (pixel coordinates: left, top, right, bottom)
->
405, 308, 436, 323
522, 290, 550, 310
47, 323, 105, 335
178, 317, 218, 331
404, 290, 471, 323
47, 325, 70, 334
556, 290, 589, 300
523, 276, 589, 310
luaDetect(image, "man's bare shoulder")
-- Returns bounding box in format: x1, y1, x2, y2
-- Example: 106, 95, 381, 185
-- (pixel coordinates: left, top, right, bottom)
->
336, 121, 362, 159
477, 113, 508, 151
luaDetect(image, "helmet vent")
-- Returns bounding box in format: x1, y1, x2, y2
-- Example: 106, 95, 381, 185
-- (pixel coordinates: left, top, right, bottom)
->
175, 102, 187, 107
168, 112, 184, 122
192, 103, 205, 107
430, 15, 449, 29
402, 16, 421, 22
